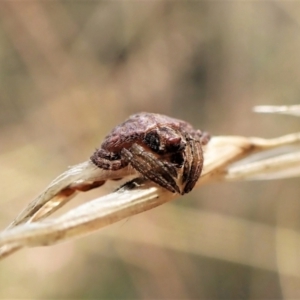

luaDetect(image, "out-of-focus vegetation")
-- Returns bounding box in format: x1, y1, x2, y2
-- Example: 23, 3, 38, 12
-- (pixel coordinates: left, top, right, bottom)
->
0, 1, 300, 299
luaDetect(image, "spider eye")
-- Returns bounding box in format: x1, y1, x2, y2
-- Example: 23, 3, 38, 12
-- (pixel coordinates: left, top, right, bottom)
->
144, 131, 160, 152
166, 137, 185, 152
170, 152, 184, 168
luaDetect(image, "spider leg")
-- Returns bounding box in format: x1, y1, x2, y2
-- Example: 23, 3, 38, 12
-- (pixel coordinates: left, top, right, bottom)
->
91, 149, 126, 170
121, 144, 180, 194
182, 137, 192, 185
183, 137, 204, 194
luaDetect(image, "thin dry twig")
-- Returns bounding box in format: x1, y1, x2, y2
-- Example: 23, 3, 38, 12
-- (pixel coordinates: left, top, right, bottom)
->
254, 105, 300, 117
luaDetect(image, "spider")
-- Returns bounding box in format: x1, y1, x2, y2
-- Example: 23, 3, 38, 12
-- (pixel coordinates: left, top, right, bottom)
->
91, 112, 210, 195
7, 112, 210, 228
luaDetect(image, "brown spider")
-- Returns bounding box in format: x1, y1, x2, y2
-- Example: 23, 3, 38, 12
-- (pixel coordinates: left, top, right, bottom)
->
7, 112, 210, 229
91, 112, 210, 195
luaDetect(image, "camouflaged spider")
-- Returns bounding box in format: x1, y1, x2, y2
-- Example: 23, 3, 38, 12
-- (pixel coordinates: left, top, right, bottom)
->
91, 113, 210, 195
6, 112, 211, 230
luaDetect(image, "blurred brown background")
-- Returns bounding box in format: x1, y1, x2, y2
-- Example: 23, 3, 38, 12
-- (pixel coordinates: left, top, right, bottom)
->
0, 1, 300, 299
